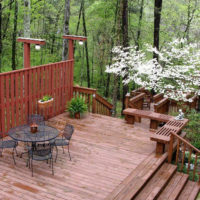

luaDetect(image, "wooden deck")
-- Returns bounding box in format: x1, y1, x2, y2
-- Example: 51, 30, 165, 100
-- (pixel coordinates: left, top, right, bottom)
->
0, 113, 157, 200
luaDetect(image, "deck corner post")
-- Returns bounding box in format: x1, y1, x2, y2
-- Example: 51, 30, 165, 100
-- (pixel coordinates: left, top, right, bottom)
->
125, 93, 130, 109
92, 92, 97, 113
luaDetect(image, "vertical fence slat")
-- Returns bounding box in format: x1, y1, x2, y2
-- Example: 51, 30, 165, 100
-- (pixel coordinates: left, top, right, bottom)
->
15, 73, 19, 126
24, 70, 28, 122
32, 68, 36, 114
37, 67, 40, 114
6, 75, 10, 131
10, 74, 15, 127
20, 72, 24, 124
0, 76, 5, 134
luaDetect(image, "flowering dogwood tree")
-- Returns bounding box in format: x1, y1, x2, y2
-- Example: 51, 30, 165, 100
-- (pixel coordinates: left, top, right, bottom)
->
106, 39, 200, 102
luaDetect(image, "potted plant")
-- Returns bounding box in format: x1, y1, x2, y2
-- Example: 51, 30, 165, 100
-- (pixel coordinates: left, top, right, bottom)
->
67, 97, 87, 119
38, 95, 54, 109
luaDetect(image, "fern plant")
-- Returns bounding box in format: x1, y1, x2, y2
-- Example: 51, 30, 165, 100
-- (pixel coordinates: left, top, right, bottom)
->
67, 97, 87, 117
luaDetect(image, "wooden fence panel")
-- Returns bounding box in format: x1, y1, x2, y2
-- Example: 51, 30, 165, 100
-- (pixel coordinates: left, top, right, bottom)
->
0, 60, 73, 136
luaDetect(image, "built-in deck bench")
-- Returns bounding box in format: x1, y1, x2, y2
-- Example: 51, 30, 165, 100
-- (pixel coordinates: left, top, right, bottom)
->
123, 108, 173, 129
150, 119, 188, 154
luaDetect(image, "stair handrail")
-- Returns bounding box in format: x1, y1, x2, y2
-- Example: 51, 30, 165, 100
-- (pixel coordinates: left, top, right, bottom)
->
73, 86, 113, 116
168, 132, 200, 183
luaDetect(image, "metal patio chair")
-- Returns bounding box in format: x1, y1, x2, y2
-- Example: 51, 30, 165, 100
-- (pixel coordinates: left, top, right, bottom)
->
51, 124, 74, 162
0, 133, 18, 165
28, 114, 45, 126
27, 142, 54, 177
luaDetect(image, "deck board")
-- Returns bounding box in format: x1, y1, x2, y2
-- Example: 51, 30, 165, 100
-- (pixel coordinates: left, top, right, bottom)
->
0, 113, 156, 200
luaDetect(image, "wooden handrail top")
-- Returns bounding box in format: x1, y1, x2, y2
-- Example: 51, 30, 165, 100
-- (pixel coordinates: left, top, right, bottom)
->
153, 93, 164, 102
170, 132, 200, 154
95, 94, 113, 110
130, 93, 145, 103
154, 97, 169, 108
73, 86, 97, 94
131, 87, 145, 93
0, 60, 74, 76
123, 108, 173, 122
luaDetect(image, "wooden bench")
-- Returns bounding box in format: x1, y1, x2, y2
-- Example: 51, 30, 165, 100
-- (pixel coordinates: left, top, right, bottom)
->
150, 118, 188, 154
154, 97, 169, 114
123, 108, 173, 130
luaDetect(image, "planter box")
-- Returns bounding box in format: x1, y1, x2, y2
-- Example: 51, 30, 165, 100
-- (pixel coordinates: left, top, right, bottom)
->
38, 98, 54, 109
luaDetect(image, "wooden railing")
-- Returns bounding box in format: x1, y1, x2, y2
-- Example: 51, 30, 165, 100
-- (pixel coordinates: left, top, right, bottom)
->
73, 86, 113, 116
0, 60, 74, 135
154, 97, 169, 114
153, 93, 164, 103
168, 132, 200, 182
169, 95, 198, 113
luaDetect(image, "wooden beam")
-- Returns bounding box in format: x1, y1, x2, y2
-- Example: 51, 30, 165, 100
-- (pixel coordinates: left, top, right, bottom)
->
63, 35, 87, 41
17, 37, 45, 45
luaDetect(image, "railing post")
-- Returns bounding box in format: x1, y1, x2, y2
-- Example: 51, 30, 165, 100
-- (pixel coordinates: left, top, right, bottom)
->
125, 93, 130, 109
168, 133, 174, 163
92, 93, 96, 113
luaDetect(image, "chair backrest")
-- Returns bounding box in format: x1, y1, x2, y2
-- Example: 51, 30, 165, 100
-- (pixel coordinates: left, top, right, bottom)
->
32, 143, 52, 157
28, 114, 44, 125
63, 124, 74, 140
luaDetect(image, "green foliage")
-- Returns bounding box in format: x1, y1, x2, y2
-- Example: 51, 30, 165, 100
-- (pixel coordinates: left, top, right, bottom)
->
67, 97, 88, 117
40, 95, 52, 102
184, 109, 200, 149
177, 162, 199, 182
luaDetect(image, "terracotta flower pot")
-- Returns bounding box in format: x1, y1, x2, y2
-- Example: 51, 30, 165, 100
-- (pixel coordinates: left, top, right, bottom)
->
74, 112, 80, 119
38, 98, 54, 109
30, 123, 38, 133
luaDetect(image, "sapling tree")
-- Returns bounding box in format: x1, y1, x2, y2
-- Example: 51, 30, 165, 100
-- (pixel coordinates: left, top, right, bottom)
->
106, 38, 200, 102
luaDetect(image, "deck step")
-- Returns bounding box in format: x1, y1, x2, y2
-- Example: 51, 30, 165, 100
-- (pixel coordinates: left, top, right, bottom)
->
177, 180, 200, 200
134, 163, 177, 200
157, 172, 189, 200
105, 152, 168, 200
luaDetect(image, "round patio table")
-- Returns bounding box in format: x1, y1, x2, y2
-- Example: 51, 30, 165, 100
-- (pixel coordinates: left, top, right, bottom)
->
8, 125, 59, 143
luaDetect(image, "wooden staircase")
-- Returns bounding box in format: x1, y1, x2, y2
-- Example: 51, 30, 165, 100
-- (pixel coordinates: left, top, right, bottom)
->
105, 152, 200, 200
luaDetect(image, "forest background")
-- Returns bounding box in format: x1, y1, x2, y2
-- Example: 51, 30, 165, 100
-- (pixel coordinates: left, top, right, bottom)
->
0, 0, 199, 116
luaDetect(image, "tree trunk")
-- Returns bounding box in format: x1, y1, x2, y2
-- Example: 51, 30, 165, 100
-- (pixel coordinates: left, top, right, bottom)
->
136, 0, 144, 50
153, 0, 163, 60
12, 0, 18, 70
121, 0, 129, 113
51, 6, 63, 54
105, 0, 119, 98
112, 0, 121, 116
184, 0, 197, 43
3, 0, 13, 40
24, 0, 31, 37
62, 0, 70, 61
74, 0, 83, 54
82, 0, 90, 88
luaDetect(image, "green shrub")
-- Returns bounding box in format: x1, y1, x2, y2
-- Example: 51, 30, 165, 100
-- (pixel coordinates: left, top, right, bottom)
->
67, 97, 88, 117
41, 95, 52, 102
184, 109, 200, 149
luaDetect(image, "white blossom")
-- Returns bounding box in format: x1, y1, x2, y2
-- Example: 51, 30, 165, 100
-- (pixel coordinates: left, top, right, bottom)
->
105, 39, 200, 102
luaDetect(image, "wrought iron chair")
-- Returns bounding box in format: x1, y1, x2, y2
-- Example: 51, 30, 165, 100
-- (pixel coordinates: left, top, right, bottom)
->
0, 133, 18, 165
51, 124, 74, 162
28, 114, 45, 126
27, 142, 54, 177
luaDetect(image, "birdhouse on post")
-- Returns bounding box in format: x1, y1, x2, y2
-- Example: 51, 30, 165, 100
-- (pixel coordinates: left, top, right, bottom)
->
17, 37, 45, 68
62, 35, 87, 60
